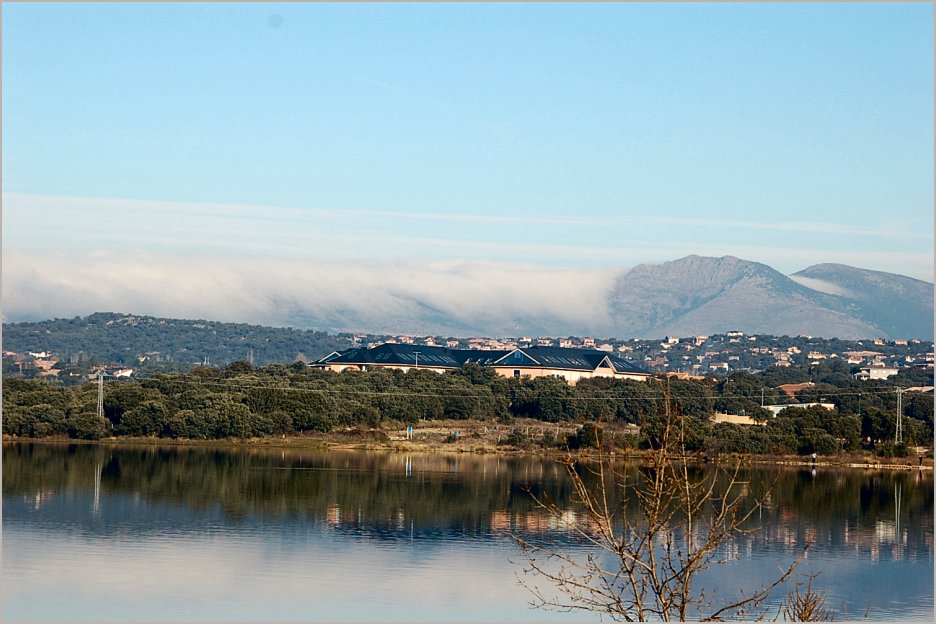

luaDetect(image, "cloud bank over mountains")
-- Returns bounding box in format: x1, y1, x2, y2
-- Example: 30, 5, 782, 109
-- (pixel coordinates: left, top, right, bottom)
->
2, 250, 621, 336
4, 250, 932, 340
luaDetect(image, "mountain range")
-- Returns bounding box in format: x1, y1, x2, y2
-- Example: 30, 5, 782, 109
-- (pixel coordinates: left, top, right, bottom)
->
608, 255, 933, 340
3, 255, 932, 342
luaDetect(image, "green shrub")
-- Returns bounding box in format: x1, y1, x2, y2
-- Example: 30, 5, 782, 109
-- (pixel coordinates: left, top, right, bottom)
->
67, 412, 111, 440
505, 428, 532, 449
568, 423, 603, 450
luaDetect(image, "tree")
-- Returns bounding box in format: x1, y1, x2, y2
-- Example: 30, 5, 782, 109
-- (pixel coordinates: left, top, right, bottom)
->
861, 407, 895, 448
67, 411, 111, 440
119, 399, 169, 436
567, 422, 604, 450
218, 400, 258, 438
450, 361, 499, 385
224, 360, 253, 377
26, 404, 68, 437
529, 376, 576, 422
513, 382, 809, 621
167, 409, 209, 439
103, 382, 149, 428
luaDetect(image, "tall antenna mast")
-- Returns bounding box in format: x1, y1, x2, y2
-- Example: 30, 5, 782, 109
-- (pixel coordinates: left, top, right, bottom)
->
895, 387, 904, 445
96, 370, 105, 420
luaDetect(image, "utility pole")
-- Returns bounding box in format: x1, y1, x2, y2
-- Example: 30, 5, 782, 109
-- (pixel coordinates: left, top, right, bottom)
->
895, 387, 905, 445
413, 350, 421, 370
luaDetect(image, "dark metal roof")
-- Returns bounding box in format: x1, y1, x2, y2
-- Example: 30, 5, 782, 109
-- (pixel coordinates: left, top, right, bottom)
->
317, 351, 344, 363
514, 346, 596, 370
322, 343, 464, 367
317, 343, 650, 376
460, 350, 514, 366
494, 346, 649, 375
605, 353, 651, 375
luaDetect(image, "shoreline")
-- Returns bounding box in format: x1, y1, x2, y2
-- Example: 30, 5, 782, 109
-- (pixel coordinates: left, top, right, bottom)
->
4, 432, 932, 472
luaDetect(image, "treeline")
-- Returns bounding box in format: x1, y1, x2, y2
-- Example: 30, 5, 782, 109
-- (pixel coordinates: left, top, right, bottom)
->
2, 312, 352, 367
3, 361, 933, 457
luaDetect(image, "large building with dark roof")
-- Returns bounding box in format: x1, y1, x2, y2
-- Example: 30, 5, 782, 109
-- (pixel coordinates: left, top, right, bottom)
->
314, 343, 651, 383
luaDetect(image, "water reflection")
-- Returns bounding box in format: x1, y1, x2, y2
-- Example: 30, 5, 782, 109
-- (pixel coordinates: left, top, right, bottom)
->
2, 442, 933, 621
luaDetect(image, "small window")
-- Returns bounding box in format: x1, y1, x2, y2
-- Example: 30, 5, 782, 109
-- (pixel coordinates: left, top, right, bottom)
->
513, 369, 521, 378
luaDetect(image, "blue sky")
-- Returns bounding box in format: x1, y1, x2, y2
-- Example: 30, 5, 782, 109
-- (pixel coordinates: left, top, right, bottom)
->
2, 2, 933, 331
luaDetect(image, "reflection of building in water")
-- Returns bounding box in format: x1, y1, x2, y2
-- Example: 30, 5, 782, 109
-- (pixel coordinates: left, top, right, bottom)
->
722, 537, 740, 562
892, 540, 905, 561
491, 511, 510, 532
326, 504, 341, 526
488, 509, 588, 534
767, 501, 931, 565
32, 490, 54, 511
488, 509, 619, 535
491, 501, 931, 565
519, 513, 559, 533
776, 523, 799, 548
804, 525, 817, 546
875, 519, 897, 543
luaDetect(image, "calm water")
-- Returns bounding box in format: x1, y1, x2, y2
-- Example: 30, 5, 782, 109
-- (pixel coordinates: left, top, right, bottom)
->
2, 443, 933, 622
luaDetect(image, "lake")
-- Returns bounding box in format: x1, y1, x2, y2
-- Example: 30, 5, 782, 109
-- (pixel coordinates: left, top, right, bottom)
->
2, 442, 933, 622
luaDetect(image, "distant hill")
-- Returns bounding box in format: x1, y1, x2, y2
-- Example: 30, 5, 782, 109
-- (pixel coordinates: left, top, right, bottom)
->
789, 263, 934, 341
607, 255, 933, 340
1, 312, 352, 367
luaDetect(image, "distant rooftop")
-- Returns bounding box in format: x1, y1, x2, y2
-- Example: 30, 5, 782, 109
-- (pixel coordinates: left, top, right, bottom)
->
316, 343, 650, 376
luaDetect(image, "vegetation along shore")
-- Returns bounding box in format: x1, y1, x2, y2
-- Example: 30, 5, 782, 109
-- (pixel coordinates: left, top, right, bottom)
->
4, 356, 932, 468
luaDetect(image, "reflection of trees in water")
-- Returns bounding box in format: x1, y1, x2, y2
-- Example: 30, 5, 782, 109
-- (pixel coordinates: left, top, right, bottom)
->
3, 442, 932, 558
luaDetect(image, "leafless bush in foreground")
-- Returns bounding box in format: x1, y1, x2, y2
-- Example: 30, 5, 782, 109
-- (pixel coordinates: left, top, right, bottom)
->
513, 382, 814, 621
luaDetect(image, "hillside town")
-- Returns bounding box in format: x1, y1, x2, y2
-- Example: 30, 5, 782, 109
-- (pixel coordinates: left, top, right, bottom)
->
4, 327, 933, 387
355, 332, 934, 378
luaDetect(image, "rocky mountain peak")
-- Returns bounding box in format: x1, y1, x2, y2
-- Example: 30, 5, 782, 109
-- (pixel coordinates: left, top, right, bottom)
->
607, 255, 933, 340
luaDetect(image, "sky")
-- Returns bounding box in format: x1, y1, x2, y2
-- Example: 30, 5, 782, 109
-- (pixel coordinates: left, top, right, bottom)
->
2, 2, 933, 333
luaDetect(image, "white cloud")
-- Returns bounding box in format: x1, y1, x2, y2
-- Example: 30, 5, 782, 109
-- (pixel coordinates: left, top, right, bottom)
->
1, 250, 622, 336
4, 193, 932, 332
787, 275, 856, 298
4, 247, 932, 335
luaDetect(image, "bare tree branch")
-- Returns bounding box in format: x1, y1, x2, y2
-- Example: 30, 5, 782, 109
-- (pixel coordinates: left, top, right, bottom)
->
512, 379, 816, 622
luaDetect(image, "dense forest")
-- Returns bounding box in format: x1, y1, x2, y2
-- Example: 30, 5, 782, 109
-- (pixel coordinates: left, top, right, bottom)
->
3, 360, 932, 458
